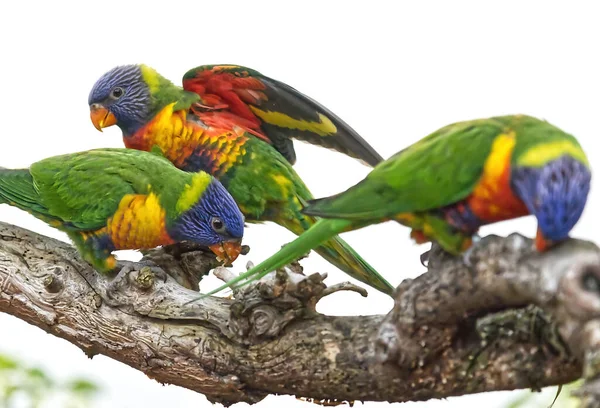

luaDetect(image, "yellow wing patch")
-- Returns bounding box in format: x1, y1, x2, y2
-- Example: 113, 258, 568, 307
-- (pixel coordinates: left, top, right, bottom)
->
481, 131, 516, 184
176, 172, 213, 214
214, 65, 242, 71
108, 193, 173, 249
469, 132, 515, 202
140, 65, 162, 94
249, 106, 338, 136
517, 140, 589, 167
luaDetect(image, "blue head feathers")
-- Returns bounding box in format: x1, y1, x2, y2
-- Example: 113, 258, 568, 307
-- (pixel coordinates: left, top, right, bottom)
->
168, 178, 245, 262
88, 64, 151, 135
512, 155, 591, 247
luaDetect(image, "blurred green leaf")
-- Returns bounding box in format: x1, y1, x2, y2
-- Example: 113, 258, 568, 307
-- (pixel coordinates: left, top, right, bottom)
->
26, 367, 53, 386
0, 352, 100, 407
0, 355, 18, 370
4, 385, 19, 398
67, 378, 99, 395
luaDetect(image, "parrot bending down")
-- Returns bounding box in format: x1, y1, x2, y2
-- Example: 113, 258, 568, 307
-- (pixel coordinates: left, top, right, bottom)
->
196, 114, 592, 297
87, 64, 393, 295
0, 148, 245, 273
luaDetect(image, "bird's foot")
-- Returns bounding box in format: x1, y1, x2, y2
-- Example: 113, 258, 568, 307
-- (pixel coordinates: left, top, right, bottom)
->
419, 242, 449, 269
106, 260, 168, 299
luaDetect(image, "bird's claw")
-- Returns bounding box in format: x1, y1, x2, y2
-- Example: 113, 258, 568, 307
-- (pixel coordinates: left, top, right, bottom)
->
420, 250, 430, 267
107, 260, 167, 298
462, 245, 477, 269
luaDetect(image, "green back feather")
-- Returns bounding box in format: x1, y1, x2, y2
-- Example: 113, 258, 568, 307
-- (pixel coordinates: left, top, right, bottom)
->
506, 115, 589, 168
139, 65, 200, 114
0, 149, 207, 231
304, 114, 587, 221
304, 118, 502, 220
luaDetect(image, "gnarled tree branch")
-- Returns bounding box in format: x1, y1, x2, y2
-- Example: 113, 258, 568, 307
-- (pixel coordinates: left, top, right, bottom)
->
0, 222, 598, 406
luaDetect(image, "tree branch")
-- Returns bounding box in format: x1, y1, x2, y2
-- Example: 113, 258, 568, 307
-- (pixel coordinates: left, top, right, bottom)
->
0, 222, 598, 406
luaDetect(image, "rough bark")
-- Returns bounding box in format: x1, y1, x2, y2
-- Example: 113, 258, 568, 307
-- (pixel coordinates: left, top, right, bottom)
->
1, 222, 599, 406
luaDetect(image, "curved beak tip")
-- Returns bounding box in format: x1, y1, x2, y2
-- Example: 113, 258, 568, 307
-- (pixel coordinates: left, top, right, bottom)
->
89, 105, 117, 132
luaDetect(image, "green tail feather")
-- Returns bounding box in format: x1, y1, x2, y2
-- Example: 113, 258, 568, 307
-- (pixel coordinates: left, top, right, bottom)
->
192, 218, 384, 301
313, 236, 393, 295
0, 169, 48, 215
279, 209, 393, 295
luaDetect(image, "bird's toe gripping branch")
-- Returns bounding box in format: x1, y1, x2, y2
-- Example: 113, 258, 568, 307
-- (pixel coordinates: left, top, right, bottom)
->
106, 260, 168, 301
375, 232, 600, 405
214, 261, 368, 345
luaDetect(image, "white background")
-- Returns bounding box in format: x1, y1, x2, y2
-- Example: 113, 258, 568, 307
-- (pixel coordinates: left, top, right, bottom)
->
0, 1, 598, 407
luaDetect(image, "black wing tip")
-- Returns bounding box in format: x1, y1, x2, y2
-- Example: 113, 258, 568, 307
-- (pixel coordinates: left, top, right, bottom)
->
361, 151, 385, 167
263, 77, 386, 168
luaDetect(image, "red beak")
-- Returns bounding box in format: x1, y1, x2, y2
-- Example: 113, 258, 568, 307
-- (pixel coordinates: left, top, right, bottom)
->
209, 241, 242, 265
90, 104, 117, 131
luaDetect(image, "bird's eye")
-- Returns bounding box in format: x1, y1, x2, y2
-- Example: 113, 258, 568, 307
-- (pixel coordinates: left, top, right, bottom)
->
110, 87, 124, 99
211, 217, 226, 233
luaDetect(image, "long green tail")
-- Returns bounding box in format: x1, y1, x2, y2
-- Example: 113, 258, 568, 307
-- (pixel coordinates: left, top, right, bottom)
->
287, 220, 393, 295
194, 218, 392, 301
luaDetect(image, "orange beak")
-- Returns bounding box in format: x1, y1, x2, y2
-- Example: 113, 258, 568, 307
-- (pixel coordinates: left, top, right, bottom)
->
535, 227, 554, 251
90, 104, 117, 131
209, 240, 242, 265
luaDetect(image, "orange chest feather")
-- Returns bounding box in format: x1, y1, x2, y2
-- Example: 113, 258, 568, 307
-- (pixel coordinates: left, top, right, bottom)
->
467, 133, 529, 222
126, 108, 205, 168
126, 105, 249, 175
107, 193, 174, 250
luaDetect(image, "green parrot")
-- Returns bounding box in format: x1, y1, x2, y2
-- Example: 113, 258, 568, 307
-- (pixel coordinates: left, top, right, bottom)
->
87, 64, 393, 295
195, 114, 592, 298
0, 148, 245, 273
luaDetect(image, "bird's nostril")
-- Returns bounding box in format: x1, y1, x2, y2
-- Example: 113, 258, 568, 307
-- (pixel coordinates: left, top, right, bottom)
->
90, 103, 102, 110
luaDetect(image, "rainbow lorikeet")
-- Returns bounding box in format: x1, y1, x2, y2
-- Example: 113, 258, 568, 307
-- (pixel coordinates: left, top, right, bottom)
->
197, 114, 591, 297
0, 148, 245, 273
87, 65, 393, 295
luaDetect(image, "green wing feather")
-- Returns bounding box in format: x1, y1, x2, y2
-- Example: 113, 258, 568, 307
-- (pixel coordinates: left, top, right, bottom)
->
20, 149, 187, 230
303, 118, 505, 220
141, 64, 201, 114
30, 150, 143, 229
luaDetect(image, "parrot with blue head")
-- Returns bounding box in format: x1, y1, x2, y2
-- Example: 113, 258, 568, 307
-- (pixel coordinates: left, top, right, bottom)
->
87, 64, 393, 295
193, 114, 592, 298
0, 148, 245, 273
